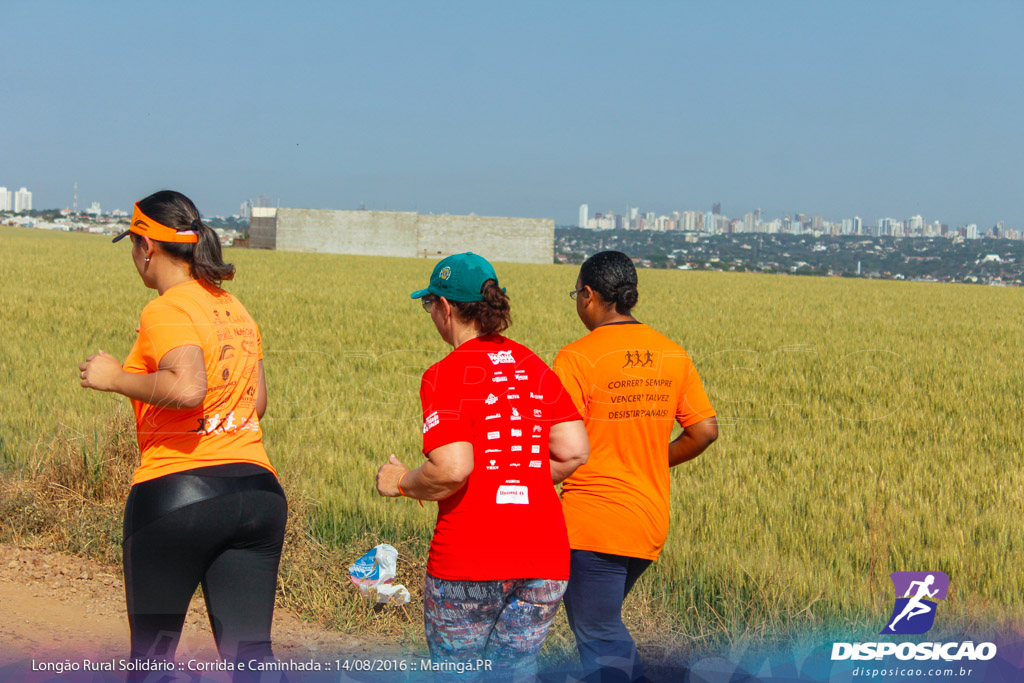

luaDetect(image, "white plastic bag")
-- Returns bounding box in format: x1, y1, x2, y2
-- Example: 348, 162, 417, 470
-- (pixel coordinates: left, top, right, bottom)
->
348, 543, 398, 594
347, 544, 410, 605
375, 583, 411, 605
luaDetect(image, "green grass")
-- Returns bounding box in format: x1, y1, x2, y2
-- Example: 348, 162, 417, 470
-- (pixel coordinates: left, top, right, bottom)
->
2, 225, 1022, 657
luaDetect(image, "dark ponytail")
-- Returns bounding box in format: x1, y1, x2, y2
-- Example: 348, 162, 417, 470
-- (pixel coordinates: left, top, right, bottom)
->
579, 250, 639, 315
132, 190, 235, 287
451, 280, 512, 336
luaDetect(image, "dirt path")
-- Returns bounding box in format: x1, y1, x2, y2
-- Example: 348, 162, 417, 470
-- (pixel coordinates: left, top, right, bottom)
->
0, 545, 403, 675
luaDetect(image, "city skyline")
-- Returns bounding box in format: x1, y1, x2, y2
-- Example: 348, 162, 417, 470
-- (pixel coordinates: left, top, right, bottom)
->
3, 2, 1021, 229
5, 182, 1018, 240
575, 202, 1013, 239
576, 201, 1015, 238
8, 187, 1014, 242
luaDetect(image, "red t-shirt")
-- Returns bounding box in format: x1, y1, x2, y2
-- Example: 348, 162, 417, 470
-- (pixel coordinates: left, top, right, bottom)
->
420, 335, 581, 581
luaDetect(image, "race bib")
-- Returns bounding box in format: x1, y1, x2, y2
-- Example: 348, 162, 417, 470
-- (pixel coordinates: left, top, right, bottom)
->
495, 485, 529, 505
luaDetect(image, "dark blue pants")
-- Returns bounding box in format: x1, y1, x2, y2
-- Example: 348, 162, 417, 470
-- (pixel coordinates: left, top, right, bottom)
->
563, 550, 654, 683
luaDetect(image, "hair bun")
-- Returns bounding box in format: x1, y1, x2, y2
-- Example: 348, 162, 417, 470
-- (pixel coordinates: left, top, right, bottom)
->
616, 284, 639, 308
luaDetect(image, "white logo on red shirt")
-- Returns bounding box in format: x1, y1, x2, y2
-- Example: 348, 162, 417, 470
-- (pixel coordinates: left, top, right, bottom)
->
507, 393, 520, 400
423, 411, 439, 434
529, 460, 542, 468
486, 459, 499, 471
491, 375, 508, 383
515, 373, 529, 381
531, 445, 540, 454
487, 350, 515, 365
511, 445, 522, 452
533, 408, 543, 418
485, 394, 498, 405
485, 413, 501, 420
530, 392, 544, 400
510, 408, 521, 421
533, 425, 542, 433
487, 431, 500, 440
511, 428, 522, 437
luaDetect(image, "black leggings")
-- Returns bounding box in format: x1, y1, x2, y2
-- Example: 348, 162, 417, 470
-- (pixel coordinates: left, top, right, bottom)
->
122, 463, 287, 675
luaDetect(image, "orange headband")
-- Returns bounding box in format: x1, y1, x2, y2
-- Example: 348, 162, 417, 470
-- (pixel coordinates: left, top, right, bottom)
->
128, 203, 199, 243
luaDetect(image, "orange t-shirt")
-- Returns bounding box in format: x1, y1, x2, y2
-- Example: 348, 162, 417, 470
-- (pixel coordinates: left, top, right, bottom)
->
553, 321, 715, 560
122, 279, 275, 485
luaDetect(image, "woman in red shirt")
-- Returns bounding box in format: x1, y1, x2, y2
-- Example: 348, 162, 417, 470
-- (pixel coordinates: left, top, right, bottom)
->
377, 252, 589, 680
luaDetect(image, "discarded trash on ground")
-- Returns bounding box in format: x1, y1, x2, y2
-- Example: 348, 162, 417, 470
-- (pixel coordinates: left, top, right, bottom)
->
348, 543, 411, 608
375, 583, 411, 605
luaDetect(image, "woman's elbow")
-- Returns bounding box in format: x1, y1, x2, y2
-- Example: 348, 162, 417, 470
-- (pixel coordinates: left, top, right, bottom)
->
440, 461, 474, 489
705, 420, 720, 445
177, 382, 208, 410
179, 392, 205, 410
695, 419, 719, 449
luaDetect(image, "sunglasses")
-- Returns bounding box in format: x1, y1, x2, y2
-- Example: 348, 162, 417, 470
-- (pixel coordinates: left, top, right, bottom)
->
421, 296, 438, 312
569, 287, 586, 301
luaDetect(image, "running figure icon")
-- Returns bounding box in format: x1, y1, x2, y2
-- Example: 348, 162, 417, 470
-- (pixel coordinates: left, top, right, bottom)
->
882, 571, 949, 635
888, 574, 939, 631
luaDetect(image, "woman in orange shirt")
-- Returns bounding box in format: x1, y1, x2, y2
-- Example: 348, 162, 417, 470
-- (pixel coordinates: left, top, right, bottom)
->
79, 190, 286, 678
553, 251, 718, 683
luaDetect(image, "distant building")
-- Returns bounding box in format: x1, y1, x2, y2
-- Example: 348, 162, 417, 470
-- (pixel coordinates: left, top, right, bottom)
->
742, 212, 755, 233
578, 203, 588, 229
14, 187, 32, 212
704, 211, 715, 234
250, 208, 554, 264
0, 187, 11, 211
909, 215, 923, 235
86, 201, 101, 216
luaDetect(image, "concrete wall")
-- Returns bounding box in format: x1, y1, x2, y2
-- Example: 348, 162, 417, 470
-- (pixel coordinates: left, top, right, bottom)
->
249, 207, 278, 250
248, 208, 553, 264
413, 213, 553, 264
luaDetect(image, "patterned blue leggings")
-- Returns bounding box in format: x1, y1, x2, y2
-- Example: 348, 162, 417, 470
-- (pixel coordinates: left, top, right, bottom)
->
423, 573, 568, 681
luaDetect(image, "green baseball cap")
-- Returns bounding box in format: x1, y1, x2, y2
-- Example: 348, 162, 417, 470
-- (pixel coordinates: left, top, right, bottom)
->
410, 252, 503, 302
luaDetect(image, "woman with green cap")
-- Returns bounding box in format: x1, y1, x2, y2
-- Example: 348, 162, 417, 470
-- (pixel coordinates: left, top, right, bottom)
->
376, 252, 589, 681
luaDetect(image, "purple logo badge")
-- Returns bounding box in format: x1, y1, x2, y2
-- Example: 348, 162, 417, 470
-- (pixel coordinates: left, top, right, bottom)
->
881, 571, 949, 635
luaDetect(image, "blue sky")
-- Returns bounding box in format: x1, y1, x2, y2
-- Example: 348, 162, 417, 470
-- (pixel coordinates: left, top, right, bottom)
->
2, 1, 1021, 228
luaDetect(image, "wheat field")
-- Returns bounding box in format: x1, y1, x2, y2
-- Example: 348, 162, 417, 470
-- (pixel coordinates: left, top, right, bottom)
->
1, 225, 1021, 654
